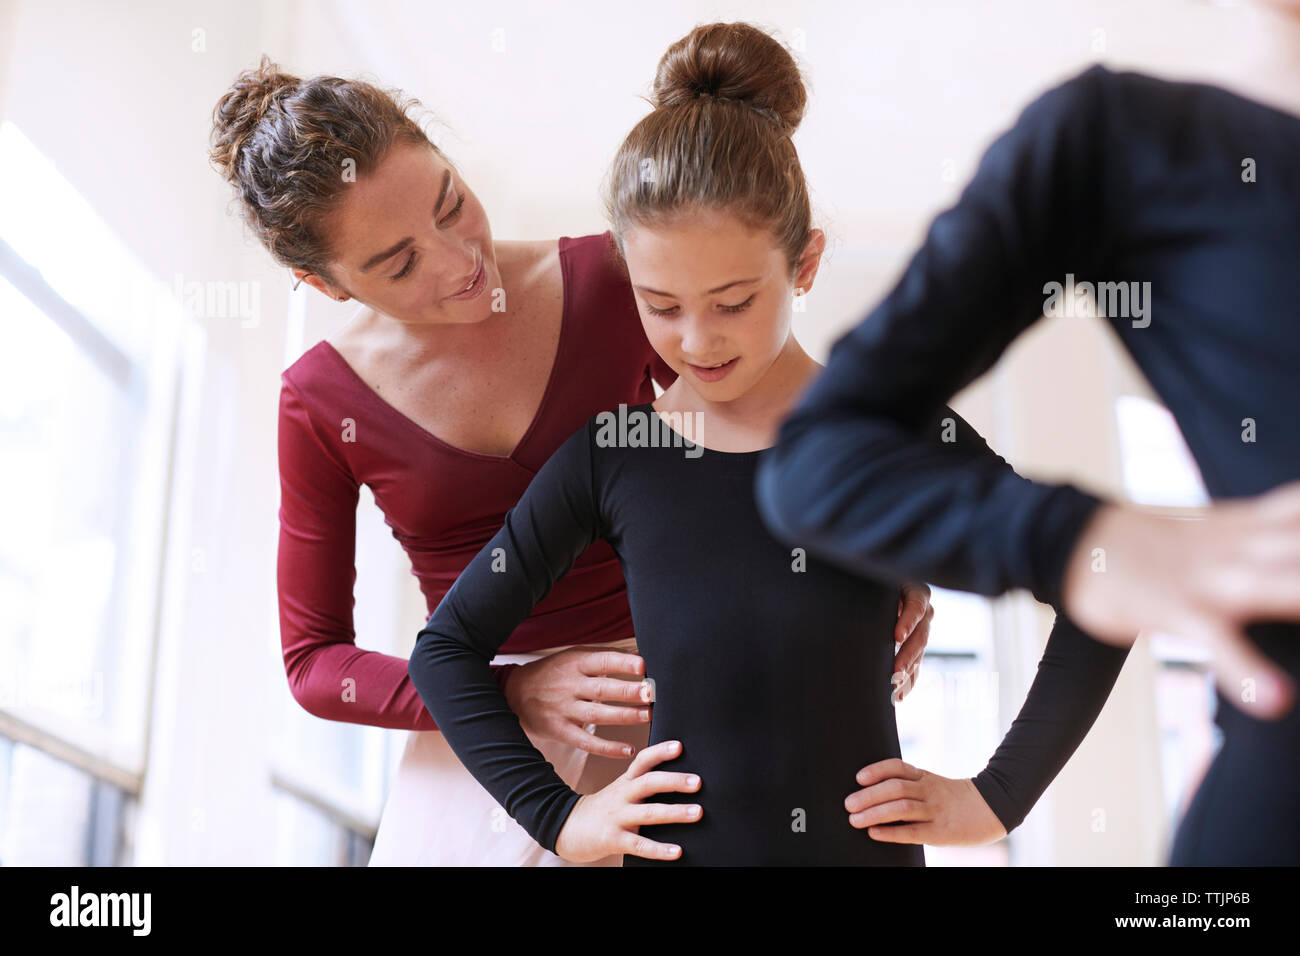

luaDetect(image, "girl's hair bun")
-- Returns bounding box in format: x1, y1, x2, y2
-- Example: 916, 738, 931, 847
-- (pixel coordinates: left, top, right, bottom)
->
650, 22, 806, 136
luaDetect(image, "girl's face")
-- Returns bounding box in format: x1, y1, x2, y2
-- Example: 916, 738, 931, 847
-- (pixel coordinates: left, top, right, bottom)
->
306, 142, 500, 324
622, 209, 822, 403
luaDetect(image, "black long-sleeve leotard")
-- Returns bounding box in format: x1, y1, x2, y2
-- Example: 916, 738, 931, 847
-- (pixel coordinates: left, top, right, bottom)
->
408, 401, 1128, 864
754, 64, 1300, 865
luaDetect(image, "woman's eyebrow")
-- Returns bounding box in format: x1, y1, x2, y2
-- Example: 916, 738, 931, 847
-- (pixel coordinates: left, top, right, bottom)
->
634, 276, 760, 297
359, 169, 452, 273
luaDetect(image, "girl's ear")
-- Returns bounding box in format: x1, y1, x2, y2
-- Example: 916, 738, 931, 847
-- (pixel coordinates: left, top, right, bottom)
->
793, 228, 826, 294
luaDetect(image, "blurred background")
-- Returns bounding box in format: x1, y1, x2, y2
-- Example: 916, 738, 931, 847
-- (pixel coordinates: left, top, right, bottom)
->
0, 0, 1236, 865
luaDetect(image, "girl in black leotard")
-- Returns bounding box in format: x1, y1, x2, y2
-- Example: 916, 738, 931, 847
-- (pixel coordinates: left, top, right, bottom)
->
407, 21, 1130, 865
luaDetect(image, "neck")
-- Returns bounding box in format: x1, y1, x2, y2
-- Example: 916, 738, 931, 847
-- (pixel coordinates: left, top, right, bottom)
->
682, 333, 821, 439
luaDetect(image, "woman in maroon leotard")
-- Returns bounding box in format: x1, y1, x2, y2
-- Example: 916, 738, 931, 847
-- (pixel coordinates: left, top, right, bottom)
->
208, 56, 933, 865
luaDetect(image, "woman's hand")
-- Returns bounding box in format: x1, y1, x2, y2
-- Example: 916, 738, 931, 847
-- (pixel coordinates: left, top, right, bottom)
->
553, 740, 702, 862
1062, 482, 1300, 719
893, 583, 933, 701
504, 645, 654, 757
844, 758, 1006, 846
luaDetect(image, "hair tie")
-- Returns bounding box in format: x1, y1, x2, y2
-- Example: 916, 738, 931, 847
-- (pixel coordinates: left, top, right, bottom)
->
699, 90, 783, 129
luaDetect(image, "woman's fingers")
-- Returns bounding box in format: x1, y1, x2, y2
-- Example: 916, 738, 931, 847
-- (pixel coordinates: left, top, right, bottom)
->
894, 610, 932, 668
1200, 621, 1296, 720
1255, 479, 1300, 522
563, 725, 642, 759
895, 584, 932, 643
893, 606, 931, 699
570, 699, 652, 726
582, 674, 655, 705
893, 592, 932, 701
576, 648, 646, 679
1231, 566, 1300, 620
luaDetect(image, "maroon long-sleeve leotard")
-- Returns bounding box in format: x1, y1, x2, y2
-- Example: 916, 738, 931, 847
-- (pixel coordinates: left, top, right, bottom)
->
276, 232, 677, 730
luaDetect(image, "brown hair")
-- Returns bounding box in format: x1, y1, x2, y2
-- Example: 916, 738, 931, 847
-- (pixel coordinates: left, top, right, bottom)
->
602, 22, 813, 276
208, 55, 438, 288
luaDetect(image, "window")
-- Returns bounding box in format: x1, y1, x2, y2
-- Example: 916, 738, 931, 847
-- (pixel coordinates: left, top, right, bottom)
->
1113, 394, 1216, 831
267, 286, 405, 863
894, 587, 1009, 866
0, 736, 133, 865
0, 120, 180, 861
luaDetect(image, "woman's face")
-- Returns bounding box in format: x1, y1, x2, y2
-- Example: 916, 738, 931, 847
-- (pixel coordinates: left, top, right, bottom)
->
306, 142, 499, 324
622, 209, 821, 403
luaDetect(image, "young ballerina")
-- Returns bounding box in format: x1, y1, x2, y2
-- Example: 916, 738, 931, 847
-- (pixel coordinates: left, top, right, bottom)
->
210, 54, 934, 866
408, 21, 1132, 864
756, 1, 1300, 864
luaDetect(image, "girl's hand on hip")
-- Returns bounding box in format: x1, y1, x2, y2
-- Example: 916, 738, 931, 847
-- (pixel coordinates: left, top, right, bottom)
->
504, 644, 654, 757
554, 740, 701, 862
845, 758, 1006, 846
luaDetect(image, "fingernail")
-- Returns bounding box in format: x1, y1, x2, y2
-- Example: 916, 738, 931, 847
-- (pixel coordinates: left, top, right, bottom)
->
686, 774, 699, 787
640, 709, 650, 721
622, 745, 633, 756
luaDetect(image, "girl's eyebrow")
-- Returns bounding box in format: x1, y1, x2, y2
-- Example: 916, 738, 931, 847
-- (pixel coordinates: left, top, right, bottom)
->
634, 276, 760, 297
359, 169, 452, 273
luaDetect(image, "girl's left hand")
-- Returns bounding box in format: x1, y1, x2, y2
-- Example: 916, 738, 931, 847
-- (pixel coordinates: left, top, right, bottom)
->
844, 758, 1007, 846
893, 583, 932, 701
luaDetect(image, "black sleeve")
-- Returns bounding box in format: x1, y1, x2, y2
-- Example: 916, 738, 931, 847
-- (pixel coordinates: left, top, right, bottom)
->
754, 64, 1120, 611
407, 420, 603, 854
971, 612, 1131, 833
886, 407, 1132, 834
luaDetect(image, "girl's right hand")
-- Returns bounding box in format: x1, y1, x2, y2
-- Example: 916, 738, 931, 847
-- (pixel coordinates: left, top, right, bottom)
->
553, 740, 702, 862
505, 645, 655, 757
